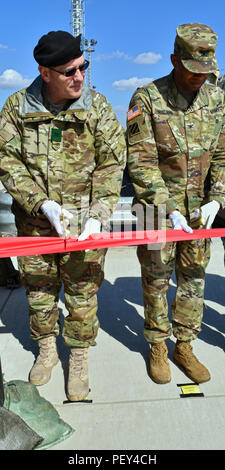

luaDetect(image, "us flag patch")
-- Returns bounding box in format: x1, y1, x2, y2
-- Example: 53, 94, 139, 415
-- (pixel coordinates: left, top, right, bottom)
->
127, 104, 141, 121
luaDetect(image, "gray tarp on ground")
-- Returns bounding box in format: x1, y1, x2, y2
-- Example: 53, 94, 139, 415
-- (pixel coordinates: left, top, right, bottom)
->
0, 407, 43, 450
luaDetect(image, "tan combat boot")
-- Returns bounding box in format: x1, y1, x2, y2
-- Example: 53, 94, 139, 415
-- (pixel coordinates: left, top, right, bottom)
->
29, 336, 59, 386
149, 341, 171, 384
67, 347, 89, 401
173, 340, 211, 383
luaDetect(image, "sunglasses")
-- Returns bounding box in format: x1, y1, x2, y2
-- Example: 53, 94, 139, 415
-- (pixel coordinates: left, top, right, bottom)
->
48, 60, 89, 77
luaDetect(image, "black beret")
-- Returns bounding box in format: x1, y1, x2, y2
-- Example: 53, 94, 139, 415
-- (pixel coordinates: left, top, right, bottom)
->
33, 31, 83, 66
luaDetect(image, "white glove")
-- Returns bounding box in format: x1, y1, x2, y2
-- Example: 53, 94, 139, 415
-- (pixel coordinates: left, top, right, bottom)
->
41, 200, 73, 236
169, 210, 193, 233
194, 200, 220, 229
78, 218, 101, 242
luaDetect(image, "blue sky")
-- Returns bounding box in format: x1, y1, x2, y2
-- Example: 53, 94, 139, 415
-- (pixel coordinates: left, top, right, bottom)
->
0, 0, 225, 125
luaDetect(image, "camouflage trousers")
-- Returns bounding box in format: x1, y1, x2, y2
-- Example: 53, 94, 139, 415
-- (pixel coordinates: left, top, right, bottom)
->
137, 237, 211, 343
18, 248, 107, 348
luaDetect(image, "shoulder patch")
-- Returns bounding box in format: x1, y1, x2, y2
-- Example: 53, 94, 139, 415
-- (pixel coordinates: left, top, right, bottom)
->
127, 104, 141, 121
128, 121, 140, 137
127, 114, 151, 145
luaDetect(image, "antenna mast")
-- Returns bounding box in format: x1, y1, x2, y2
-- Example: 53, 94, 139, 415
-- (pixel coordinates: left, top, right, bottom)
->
71, 0, 85, 47
70, 0, 97, 88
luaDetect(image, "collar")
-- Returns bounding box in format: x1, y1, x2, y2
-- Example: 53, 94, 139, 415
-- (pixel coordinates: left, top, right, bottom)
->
21, 75, 92, 116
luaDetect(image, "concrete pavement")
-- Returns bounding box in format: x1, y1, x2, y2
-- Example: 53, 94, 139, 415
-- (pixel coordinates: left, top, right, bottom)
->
0, 238, 225, 450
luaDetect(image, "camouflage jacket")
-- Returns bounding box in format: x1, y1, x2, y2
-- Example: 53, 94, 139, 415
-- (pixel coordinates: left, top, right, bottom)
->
127, 72, 225, 219
0, 76, 126, 229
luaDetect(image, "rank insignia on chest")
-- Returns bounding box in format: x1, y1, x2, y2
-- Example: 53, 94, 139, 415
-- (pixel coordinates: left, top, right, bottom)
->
51, 128, 62, 142
127, 104, 141, 121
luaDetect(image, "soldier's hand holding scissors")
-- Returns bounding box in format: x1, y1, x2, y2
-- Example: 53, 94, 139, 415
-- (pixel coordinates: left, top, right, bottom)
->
194, 201, 220, 229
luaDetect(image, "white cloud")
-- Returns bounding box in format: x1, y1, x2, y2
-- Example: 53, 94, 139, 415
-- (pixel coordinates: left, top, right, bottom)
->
0, 69, 33, 89
94, 50, 132, 61
134, 52, 162, 65
112, 77, 152, 91
94, 50, 162, 66
0, 44, 8, 50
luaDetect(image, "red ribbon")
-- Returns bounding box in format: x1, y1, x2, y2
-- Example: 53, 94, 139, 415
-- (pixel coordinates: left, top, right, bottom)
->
0, 228, 224, 258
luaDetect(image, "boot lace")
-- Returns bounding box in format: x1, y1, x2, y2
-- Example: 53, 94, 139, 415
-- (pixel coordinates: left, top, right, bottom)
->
70, 348, 88, 379
36, 337, 57, 365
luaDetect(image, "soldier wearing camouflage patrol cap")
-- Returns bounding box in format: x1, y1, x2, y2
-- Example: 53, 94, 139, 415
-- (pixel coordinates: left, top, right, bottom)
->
174, 23, 218, 74
127, 23, 225, 384
0, 30, 126, 401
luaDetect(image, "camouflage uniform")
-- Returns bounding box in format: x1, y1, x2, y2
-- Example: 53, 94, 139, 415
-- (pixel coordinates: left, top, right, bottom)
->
127, 26, 225, 344
0, 76, 126, 347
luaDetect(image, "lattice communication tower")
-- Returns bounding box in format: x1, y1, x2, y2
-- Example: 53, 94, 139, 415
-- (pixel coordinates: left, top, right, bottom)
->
71, 0, 85, 48
70, 0, 97, 88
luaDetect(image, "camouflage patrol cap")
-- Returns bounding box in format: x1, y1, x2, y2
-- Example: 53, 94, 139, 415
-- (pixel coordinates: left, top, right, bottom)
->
174, 23, 218, 74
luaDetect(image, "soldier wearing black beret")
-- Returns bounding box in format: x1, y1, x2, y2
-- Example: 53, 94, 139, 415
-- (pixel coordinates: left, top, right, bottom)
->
0, 30, 126, 402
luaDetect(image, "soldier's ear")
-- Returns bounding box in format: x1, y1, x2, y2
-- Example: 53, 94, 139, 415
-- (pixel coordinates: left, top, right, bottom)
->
38, 65, 51, 83
171, 54, 177, 68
